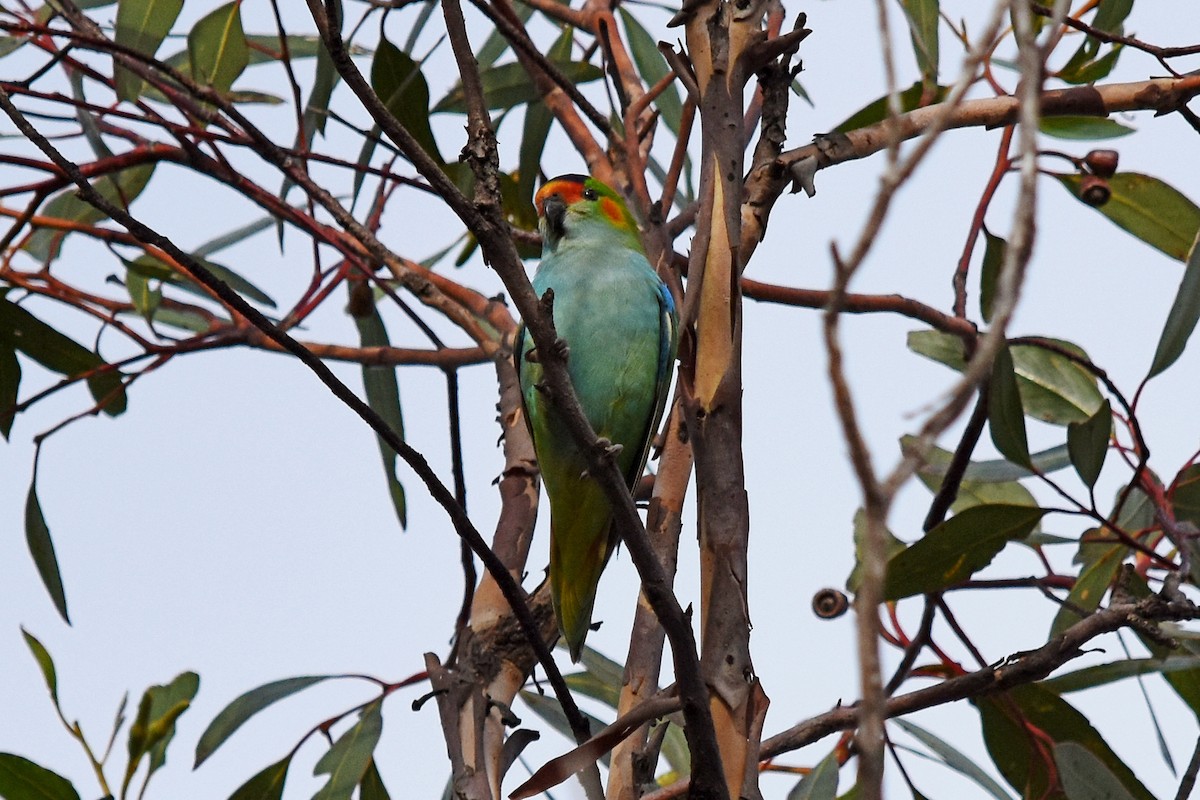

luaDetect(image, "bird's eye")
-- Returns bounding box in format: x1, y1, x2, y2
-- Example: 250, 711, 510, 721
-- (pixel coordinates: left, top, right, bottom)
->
583, 187, 598, 201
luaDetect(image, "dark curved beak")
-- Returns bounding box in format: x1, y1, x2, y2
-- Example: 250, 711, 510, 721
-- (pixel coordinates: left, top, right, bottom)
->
542, 193, 567, 247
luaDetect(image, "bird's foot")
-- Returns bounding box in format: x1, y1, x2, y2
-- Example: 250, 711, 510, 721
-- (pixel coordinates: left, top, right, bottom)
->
597, 438, 624, 459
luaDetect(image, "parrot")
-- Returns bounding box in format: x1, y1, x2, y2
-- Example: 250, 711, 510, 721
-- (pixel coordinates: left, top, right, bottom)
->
516, 174, 678, 662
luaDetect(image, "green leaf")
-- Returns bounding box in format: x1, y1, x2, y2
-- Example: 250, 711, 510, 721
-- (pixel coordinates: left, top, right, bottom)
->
113, 0, 183, 101
787, 749, 839, 800
898, 0, 939, 88
0, 297, 127, 415
243, 34, 367, 66
188, 2, 248, 93
620, 9, 684, 136
0, 332, 19, 439
979, 229, 1004, 323
26, 452, 69, 623
1048, 541, 1126, 638
127, 253, 275, 308
562, 645, 625, 709
833, 82, 949, 133
140, 672, 200, 777
1174, 464, 1200, 529
1039, 116, 1134, 141
193, 215, 275, 258
1092, 0, 1133, 34
904, 436, 1071, 484
892, 719, 1013, 800
1056, 36, 1124, 85
227, 756, 290, 800
976, 684, 1154, 800
126, 269, 162, 323
0, 754, 81, 800
1057, 172, 1200, 262
21, 629, 61, 711
433, 60, 604, 114
847, 508, 906, 593
884, 504, 1046, 599
195, 676, 335, 767
1147, 229, 1200, 378
519, 691, 612, 766
909, 331, 1102, 424
475, 4, 533, 69
359, 759, 391, 800
313, 702, 384, 800
25, 164, 155, 262
1067, 398, 1111, 488
371, 36, 442, 165
352, 299, 407, 529
1055, 742, 1137, 800
989, 345, 1030, 467
1045, 655, 1200, 694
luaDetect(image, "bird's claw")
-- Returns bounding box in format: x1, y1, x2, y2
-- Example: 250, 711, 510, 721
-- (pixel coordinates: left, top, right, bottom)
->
597, 438, 624, 459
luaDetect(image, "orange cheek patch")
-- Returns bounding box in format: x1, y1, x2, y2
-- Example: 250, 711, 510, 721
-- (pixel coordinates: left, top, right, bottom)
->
600, 197, 624, 225
535, 180, 585, 215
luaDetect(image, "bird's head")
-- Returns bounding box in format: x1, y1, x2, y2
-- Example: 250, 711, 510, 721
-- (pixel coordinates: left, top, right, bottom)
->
535, 174, 643, 254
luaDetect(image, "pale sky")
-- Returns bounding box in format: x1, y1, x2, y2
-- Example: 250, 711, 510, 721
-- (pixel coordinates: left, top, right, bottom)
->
3, 2, 1200, 799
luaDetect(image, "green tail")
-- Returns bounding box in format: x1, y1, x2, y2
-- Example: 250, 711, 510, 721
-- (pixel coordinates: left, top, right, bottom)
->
549, 483, 617, 662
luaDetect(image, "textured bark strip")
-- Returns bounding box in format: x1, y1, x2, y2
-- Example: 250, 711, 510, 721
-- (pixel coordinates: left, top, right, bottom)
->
608, 400, 693, 800
678, 0, 770, 796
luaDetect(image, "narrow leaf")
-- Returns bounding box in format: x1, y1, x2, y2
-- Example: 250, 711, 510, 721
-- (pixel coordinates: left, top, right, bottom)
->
0, 754, 81, 800
195, 676, 335, 767
893, 719, 1013, 800
518, 691, 611, 766
847, 508, 906, 593
25, 164, 155, 262
475, 4, 533, 69
1057, 172, 1200, 262
989, 345, 1031, 467
1055, 742, 1137, 800
979, 229, 1005, 323
1092, 0, 1133, 33
620, 9, 684, 135
352, 299, 406, 529
909, 331, 1102, 424
898, 0, 939, 87
371, 36, 442, 165
1048, 542, 1125, 638
227, 756, 290, 800
1067, 398, 1111, 488
113, 0, 183, 101
1146, 228, 1200, 378
884, 504, 1046, 599
0, 332, 19, 439
976, 684, 1155, 800
193, 215, 275, 258
21, 629, 61, 710
26, 451, 69, 623
433, 60, 604, 114
903, 436, 1072, 484
833, 82, 948, 133
312, 702, 384, 800
787, 750, 839, 800
187, 2, 248, 93
359, 759, 391, 800
1039, 116, 1134, 141
1046, 655, 1200, 694
139, 672, 200, 776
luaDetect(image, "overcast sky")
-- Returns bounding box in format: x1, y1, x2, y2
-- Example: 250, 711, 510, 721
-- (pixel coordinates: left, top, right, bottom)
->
3, 2, 1200, 799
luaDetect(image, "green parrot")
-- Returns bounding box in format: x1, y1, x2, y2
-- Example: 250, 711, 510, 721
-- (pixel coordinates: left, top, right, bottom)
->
516, 174, 678, 662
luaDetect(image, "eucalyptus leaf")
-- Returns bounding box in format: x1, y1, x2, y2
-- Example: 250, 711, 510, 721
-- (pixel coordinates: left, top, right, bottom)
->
1057, 173, 1200, 262
884, 504, 1046, 599
188, 2, 248, 93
